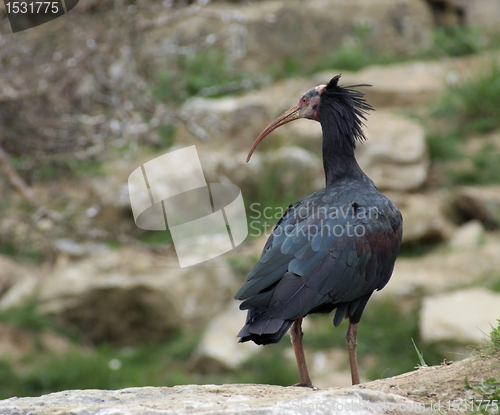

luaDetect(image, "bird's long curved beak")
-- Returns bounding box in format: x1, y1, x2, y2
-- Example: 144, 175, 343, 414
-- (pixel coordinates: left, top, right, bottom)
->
246, 104, 300, 162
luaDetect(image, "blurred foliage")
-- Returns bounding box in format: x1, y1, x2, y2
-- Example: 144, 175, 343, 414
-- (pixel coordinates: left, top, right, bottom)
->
0, 240, 44, 263
157, 124, 176, 148
312, 24, 393, 72
426, 57, 500, 185
491, 319, 500, 350
426, 60, 500, 187
425, 131, 466, 162
432, 26, 484, 57
304, 299, 446, 380
0, 334, 200, 399
433, 62, 500, 134
450, 143, 500, 185
0, 298, 450, 399
465, 376, 500, 414
0, 301, 54, 332
152, 49, 252, 103
137, 229, 174, 246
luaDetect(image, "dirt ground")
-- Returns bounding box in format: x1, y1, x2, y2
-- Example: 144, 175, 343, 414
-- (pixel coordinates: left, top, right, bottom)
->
358, 352, 500, 413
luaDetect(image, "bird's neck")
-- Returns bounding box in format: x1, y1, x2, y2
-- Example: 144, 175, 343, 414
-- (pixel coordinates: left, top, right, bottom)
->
321, 123, 365, 187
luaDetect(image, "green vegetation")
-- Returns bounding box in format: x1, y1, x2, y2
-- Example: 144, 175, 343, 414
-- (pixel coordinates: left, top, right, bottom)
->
449, 143, 500, 185
137, 229, 173, 246
464, 323, 500, 413
426, 60, 500, 187
0, 297, 449, 399
157, 124, 176, 148
0, 240, 44, 263
411, 338, 428, 368
433, 62, 500, 134
152, 49, 252, 104
303, 299, 446, 380
465, 377, 500, 414
490, 319, 500, 350
425, 131, 466, 162
0, 301, 55, 332
432, 26, 484, 57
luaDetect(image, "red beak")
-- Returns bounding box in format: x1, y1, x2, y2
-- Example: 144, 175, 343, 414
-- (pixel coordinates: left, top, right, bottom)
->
246, 104, 301, 162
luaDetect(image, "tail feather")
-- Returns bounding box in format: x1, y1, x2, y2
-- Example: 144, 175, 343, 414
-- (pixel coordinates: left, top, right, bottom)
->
237, 309, 293, 345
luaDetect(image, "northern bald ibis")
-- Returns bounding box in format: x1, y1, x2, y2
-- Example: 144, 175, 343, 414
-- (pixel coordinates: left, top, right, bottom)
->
235, 75, 402, 387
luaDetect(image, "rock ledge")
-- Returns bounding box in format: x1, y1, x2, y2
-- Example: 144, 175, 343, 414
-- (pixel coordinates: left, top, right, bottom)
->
0, 384, 429, 415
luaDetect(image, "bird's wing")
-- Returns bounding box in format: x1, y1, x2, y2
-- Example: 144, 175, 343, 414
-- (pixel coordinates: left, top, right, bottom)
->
235, 190, 402, 323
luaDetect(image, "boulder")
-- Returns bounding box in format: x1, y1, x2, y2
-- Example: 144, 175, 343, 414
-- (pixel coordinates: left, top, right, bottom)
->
176, 95, 270, 150
420, 288, 500, 344
0, 384, 432, 415
190, 301, 260, 372
0, 255, 39, 311
448, 220, 485, 249
454, 185, 500, 228
175, 77, 313, 148
0, 248, 239, 345
384, 233, 500, 297
356, 112, 429, 192
0, 323, 76, 365
451, 0, 500, 31
315, 60, 450, 108
385, 191, 454, 245
142, 0, 434, 75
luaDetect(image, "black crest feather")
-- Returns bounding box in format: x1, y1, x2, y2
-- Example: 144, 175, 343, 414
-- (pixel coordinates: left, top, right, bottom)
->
320, 74, 374, 150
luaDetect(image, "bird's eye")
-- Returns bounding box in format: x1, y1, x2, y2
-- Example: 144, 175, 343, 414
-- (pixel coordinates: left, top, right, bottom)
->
302, 97, 308, 105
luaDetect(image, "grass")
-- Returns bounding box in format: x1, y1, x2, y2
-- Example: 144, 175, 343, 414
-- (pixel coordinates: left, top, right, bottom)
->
462, 321, 500, 413
157, 124, 176, 148
431, 26, 484, 57
152, 49, 252, 104
465, 377, 500, 414
0, 301, 55, 332
425, 60, 500, 188
0, 297, 449, 399
425, 131, 466, 162
0, 335, 201, 399
303, 298, 446, 380
433, 62, 500, 135
449, 143, 500, 185
411, 338, 428, 368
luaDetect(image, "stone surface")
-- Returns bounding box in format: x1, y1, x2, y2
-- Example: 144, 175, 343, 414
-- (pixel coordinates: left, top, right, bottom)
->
0, 255, 36, 300
143, 0, 434, 75
0, 255, 39, 311
454, 185, 500, 227
356, 112, 429, 192
382, 233, 500, 297
449, 220, 485, 249
176, 95, 270, 150
460, 0, 500, 31
315, 60, 450, 108
0, 248, 238, 345
0, 384, 431, 415
420, 288, 500, 344
0, 323, 75, 365
191, 301, 260, 371
386, 191, 454, 245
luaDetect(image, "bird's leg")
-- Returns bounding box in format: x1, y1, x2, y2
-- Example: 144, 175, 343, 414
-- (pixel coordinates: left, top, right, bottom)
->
290, 317, 314, 388
346, 321, 360, 385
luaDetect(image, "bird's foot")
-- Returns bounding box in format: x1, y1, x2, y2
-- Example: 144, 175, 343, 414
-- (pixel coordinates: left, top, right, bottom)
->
293, 381, 317, 389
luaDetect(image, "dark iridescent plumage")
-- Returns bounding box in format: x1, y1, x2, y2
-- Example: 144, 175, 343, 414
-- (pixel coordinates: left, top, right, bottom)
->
235, 75, 402, 386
